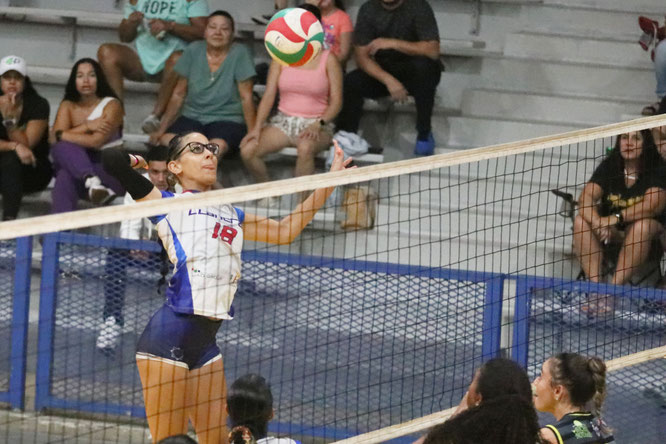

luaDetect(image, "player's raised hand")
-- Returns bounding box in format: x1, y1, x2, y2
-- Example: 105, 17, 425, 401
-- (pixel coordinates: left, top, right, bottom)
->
329, 140, 354, 172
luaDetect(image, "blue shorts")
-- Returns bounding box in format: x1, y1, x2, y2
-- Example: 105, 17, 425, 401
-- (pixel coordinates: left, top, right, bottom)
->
167, 115, 247, 155
136, 304, 223, 370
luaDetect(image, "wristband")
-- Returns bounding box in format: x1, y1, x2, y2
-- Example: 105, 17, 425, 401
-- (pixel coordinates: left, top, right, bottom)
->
614, 212, 624, 225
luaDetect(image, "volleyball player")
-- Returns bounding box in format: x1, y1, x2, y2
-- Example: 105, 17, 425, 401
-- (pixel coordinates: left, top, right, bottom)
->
102, 131, 352, 443
533, 353, 615, 444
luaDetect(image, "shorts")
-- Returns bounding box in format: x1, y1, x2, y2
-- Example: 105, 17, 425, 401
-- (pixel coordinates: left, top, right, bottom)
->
136, 304, 223, 370
267, 111, 334, 143
167, 115, 247, 154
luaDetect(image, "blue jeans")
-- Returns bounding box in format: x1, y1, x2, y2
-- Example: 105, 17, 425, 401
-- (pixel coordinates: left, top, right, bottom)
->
654, 41, 666, 98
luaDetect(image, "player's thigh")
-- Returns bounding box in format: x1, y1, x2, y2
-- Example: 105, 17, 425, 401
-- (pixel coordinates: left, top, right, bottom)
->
254, 126, 292, 157
98, 43, 146, 82
186, 357, 228, 444
136, 358, 189, 439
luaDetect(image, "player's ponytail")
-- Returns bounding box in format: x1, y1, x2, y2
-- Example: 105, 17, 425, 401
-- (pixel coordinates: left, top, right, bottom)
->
587, 356, 609, 433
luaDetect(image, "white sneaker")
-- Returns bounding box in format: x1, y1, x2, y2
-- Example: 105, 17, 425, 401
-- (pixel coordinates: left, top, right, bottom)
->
257, 196, 279, 208
96, 316, 122, 350
141, 114, 160, 134
85, 175, 116, 205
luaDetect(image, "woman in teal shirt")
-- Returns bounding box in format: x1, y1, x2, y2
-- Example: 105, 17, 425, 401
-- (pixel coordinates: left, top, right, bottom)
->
150, 10, 256, 157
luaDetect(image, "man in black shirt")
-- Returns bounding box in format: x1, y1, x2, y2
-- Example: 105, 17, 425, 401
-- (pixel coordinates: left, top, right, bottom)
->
336, 0, 442, 155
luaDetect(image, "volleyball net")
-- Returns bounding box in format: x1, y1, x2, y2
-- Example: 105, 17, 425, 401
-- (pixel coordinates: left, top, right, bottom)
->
1, 116, 666, 443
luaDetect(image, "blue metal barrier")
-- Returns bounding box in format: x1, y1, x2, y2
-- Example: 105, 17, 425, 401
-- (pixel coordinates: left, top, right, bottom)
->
0, 237, 32, 410
30, 233, 505, 441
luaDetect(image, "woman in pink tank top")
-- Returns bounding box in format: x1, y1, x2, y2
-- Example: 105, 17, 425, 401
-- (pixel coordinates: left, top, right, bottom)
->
240, 3, 343, 186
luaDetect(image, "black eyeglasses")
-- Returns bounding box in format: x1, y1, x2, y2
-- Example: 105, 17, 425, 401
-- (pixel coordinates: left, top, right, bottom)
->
172, 142, 220, 160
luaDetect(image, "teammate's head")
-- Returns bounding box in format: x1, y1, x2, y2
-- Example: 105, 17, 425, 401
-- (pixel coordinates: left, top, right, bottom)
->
167, 132, 219, 190
465, 358, 533, 407
533, 353, 607, 420
145, 145, 169, 191
423, 395, 542, 444
227, 374, 274, 442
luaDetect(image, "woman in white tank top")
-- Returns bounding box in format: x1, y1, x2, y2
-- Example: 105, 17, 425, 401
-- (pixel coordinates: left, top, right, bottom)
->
50, 57, 124, 213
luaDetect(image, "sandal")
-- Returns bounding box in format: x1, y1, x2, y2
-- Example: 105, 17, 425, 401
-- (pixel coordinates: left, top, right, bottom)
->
580, 294, 615, 319
642, 101, 660, 116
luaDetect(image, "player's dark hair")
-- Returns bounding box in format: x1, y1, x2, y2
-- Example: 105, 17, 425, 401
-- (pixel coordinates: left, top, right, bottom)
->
228, 374, 274, 441
167, 133, 187, 161
423, 395, 543, 444
209, 10, 235, 32
157, 434, 197, 444
146, 145, 168, 163
298, 3, 322, 22
476, 358, 533, 403
549, 353, 609, 431
63, 58, 119, 103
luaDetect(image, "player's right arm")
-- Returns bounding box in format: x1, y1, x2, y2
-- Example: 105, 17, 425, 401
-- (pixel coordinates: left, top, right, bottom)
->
102, 148, 163, 201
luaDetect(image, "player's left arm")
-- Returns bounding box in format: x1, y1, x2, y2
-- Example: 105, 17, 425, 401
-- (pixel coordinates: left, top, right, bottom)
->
621, 186, 666, 222
243, 143, 353, 244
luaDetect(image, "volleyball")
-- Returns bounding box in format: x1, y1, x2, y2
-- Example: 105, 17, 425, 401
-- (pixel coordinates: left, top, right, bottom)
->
264, 8, 324, 67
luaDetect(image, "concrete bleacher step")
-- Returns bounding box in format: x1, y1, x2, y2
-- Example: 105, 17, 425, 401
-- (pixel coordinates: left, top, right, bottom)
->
479, 56, 655, 102
445, 116, 581, 147
521, 1, 655, 36
461, 88, 646, 126
504, 31, 650, 67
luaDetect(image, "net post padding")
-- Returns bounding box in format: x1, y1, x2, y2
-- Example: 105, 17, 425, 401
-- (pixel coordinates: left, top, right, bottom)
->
333, 345, 666, 444
2, 115, 666, 240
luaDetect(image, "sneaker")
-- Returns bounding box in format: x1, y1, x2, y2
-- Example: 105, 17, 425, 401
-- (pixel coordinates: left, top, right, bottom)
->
256, 196, 280, 208
141, 113, 161, 134
251, 13, 274, 25
96, 316, 121, 350
85, 175, 116, 205
414, 133, 435, 156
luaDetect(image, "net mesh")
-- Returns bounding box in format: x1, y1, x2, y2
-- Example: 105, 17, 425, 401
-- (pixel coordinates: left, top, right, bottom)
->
1, 117, 665, 443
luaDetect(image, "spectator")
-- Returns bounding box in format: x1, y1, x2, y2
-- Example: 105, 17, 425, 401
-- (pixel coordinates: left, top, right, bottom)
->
241, 4, 342, 187
533, 353, 615, 444
0, 55, 52, 220
227, 374, 299, 444
415, 358, 539, 444
50, 58, 124, 213
149, 10, 256, 158
335, 0, 442, 156
97, 145, 175, 352
573, 130, 666, 316
638, 16, 666, 115
305, 0, 353, 67
97, 0, 209, 133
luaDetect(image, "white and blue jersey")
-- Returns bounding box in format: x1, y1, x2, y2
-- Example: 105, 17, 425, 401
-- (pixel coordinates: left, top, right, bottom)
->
149, 190, 245, 320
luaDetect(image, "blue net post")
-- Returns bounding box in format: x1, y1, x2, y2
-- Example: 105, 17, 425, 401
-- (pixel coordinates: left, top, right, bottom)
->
8, 236, 32, 410
481, 275, 504, 361
34, 233, 60, 412
512, 276, 532, 368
